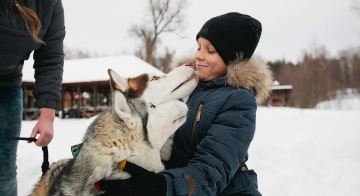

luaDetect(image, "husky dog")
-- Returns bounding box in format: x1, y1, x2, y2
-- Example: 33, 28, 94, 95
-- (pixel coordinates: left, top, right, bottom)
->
30, 64, 198, 196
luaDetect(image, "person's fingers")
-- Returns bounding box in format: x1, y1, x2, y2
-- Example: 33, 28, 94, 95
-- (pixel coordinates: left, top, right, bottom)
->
31, 126, 53, 146
35, 131, 53, 146
35, 134, 47, 146
28, 125, 39, 143
118, 160, 150, 176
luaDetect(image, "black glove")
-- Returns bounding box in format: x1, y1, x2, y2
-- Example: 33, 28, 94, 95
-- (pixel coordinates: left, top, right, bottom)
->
96, 160, 167, 196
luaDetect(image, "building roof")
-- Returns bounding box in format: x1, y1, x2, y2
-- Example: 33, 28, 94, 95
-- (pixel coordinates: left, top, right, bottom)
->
22, 55, 164, 83
272, 85, 293, 90
272, 80, 293, 90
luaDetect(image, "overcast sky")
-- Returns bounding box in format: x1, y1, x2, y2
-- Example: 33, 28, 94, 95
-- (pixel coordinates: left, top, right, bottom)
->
62, 0, 360, 63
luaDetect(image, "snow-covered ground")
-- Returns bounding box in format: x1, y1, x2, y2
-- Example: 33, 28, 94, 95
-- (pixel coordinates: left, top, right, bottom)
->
17, 106, 360, 196
316, 89, 360, 110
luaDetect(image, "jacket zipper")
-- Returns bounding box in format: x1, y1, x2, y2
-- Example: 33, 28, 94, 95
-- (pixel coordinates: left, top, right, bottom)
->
187, 104, 203, 153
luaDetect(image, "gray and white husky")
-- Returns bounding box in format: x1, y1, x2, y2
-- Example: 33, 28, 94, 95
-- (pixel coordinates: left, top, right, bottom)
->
30, 64, 198, 196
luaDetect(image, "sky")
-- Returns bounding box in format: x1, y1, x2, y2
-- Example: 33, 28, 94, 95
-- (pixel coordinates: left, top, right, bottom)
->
61, 0, 360, 63
17, 105, 360, 196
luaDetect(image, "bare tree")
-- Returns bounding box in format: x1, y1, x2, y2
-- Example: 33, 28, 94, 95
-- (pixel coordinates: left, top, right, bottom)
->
130, 0, 187, 71
155, 47, 175, 72
64, 45, 94, 60
273, 44, 360, 108
339, 47, 360, 89
352, 0, 360, 17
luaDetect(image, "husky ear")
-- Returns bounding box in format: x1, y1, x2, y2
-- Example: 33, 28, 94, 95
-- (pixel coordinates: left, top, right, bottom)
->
108, 69, 128, 93
112, 91, 136, 130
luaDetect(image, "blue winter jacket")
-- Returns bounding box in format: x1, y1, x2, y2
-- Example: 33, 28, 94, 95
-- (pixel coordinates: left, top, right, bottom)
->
161, 58, 273, 196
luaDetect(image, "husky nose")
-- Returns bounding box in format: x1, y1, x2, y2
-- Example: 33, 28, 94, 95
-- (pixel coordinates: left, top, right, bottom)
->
184, 62, 192, 67
178, 98, 184, 102
184, 62, 195, 70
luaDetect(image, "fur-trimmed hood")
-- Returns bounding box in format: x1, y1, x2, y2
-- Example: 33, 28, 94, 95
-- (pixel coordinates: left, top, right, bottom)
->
171, 56, 273, 104
226, 58, 273, 104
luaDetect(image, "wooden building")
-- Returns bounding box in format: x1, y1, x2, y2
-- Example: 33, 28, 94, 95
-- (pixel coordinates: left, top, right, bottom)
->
267, 81, 293, 107
22, 55, 163, 120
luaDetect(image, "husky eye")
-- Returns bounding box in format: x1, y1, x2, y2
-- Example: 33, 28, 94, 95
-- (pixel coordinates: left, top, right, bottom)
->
150, 76, 159, 81
150, 103, 156, 108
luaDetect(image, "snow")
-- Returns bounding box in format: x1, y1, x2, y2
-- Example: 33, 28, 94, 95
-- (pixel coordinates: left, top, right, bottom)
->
22, 55, 164, 83
316, 89, 360, 110
271, 85, 293, 90
316, 96, 360, 110
16, 106, 360, 196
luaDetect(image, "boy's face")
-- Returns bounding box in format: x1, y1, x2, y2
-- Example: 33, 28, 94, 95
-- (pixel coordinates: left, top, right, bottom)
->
195, 37, 227, 81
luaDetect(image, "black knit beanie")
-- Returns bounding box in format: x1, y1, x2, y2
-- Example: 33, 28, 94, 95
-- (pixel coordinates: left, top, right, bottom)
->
196, 12, 262, 65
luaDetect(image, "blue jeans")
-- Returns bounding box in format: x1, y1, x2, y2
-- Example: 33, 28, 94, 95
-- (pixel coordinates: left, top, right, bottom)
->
0, 86, 22, 196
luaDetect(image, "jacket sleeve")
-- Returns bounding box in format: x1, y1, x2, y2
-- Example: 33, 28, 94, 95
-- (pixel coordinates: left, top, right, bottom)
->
32, 0, 65, 109
161, 89, 257, 195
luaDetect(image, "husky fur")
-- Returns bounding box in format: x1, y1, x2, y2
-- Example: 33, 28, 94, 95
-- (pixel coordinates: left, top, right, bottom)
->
30, 64, 198, 196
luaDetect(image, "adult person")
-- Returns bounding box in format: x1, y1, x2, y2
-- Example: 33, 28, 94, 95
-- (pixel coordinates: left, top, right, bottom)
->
0, 0, 65, 195
97, 12, 273, 195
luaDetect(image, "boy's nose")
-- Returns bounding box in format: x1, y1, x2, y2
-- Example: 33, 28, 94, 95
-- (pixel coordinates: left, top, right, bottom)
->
195, 51, 204, 61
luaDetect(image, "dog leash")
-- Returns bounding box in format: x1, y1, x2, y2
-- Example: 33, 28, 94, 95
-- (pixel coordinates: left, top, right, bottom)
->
0, 137, 49, 176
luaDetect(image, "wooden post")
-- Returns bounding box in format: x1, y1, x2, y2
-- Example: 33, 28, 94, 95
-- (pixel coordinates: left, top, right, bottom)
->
93, 85, 97, 112
77, 86, 81, 118
61, 86, 65, 118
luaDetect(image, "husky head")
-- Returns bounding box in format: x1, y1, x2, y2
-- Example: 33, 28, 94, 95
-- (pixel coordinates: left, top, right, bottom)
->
106, 80, 187, 174
111, 89, 187, 149
108, 63, 198, 104
145, 100, 187, 149
104, 65, 197, 172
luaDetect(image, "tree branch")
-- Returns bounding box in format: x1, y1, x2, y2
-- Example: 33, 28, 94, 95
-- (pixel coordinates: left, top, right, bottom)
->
129, 0, 187, 68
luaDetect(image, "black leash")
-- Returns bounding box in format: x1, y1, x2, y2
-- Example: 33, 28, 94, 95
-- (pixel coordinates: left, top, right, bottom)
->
0, 137, 49, 176
0, 137, 37, 142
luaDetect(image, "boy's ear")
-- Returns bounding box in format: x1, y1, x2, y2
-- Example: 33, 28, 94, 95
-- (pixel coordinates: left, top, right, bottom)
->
112, 91, 135, 130
108, 69, 128, 93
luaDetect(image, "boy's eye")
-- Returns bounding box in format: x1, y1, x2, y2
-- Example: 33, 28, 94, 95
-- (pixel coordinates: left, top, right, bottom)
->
150, 76, 158, 81
208, 50, 216, 54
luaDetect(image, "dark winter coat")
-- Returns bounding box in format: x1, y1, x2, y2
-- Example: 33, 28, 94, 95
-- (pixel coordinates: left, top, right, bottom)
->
0, 0, 65, 109
161, 58, 273, 196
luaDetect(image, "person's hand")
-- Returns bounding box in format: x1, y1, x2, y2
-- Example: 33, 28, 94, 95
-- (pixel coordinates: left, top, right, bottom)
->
96, 161, 167, 196
29, 108, 55, 146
